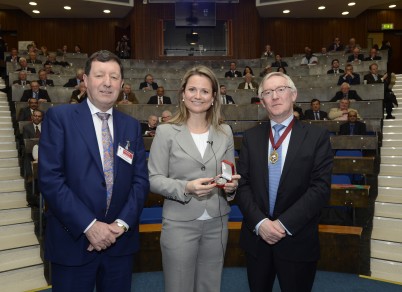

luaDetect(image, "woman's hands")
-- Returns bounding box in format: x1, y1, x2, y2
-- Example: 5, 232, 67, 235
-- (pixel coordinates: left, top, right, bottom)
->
185, 178, 216, 197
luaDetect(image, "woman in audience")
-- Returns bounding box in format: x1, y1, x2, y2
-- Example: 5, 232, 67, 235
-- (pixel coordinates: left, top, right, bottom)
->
148, 65, 240, 292
243, 65, 254, 76
277, 66, 287, 75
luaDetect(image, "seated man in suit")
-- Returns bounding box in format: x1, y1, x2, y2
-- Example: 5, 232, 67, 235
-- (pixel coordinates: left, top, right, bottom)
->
141, 115, 158, 136
63, 68, 84, 88
304, 99, 328, 120
330, 82, 362, 102
327, 59, 345, 75
37, 69, 54, 87
220, 85, 235, 104
46, 53, 69, 67
339, 110, 366, 135
337, 64, 360, 85
238, 73, 258, 90
116, 83, 138, 104
27, 51, 42, 65
70, 82, 88, 104
13, 71, 31, 86
328, 98, 361, 121
225, 62, 242, 78
271, 54, 288, 68
300, 46, 318, 65
18, 98, 39, 122
347, 47, 364, 63
139, 74, 158, 90
261, 44, 274, 58
364, 48, 382, 61
327, 36, 344, 52
147, 86, 171, 104
5, 48, 20, 63
16, 57, 36, 73
364, 63, 388, 84
20, 81, 51, 103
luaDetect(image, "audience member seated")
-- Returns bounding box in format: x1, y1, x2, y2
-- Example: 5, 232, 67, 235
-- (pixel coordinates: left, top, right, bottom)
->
250, 97, 261, 104
243, 66, 254, 77
20, 81, 51, 103
5, 48, 20, 63
344, 37, 361, 54
259, 65, 273, 77
364, 63, 387, 84
364, 47, 382, 61
147, 86, 171, 104
300, 46, 318, 65
220, 85, 235, 104
39, 45, 49, 57
43, 62, 56, 74
161, 110, 172, 123
116, 83, 138, 104
337, 64, 360, 85
339, 110, 366, 135
304, 99, 328, 120
37, 69, 54, 87
46, 53, 69, 67
27, 51, 42, 65
327, 36, 344, 52
141, 115, 158, 137
330, 82, 362, 102
74, 44, 82, 54
347, 47, 364, 63
328, 98, 361, 121
13, 71, 31, 86
277, 66, 287, 75
70, 82, 88, 103
57, 44, 68, 56
18, 98, 39, 122
63, 68, 84, 88
327, 59, 345, 74
237, 73, 258, 89
293, 104, 305, 120
271, 54, 288, 67
261, 44, 274, 58
225, 62, 242, 78
16, 57, 36, 73
139, 74, 159, 90
319, 47, 328, 56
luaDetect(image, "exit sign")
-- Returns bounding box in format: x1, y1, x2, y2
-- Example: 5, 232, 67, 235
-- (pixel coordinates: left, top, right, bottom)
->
382, 23, 394, 30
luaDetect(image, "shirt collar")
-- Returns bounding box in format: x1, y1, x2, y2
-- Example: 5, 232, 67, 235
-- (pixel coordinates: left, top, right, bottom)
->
87, 98, 113, 116
271, 114, 294, 129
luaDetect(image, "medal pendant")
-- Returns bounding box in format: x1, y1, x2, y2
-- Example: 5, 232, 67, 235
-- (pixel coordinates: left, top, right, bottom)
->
269, 150, 279, 164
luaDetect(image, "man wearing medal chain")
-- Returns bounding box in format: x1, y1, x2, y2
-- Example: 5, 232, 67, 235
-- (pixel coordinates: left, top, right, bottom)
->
236, 72, 333, 292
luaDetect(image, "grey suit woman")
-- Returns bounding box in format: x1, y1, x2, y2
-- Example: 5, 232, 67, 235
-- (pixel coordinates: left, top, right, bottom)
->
148, 65, 240, 292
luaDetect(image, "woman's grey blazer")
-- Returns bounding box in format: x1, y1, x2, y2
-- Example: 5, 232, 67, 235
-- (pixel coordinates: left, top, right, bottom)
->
148, 123, 235, 221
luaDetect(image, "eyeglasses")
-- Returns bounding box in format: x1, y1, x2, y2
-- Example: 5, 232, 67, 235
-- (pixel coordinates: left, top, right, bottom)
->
260, 86, 291, 99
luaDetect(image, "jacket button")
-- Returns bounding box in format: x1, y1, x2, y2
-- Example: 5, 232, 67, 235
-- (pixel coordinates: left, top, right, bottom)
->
201, 166, 206, 171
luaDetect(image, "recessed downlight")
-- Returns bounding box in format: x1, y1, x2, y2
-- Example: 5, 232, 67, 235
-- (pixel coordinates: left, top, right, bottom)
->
389, 4, 396, 8
348, 2, 356, 6
32, 10, 40, 14
283, 10, 290, 14
103, 9, 111, 14
29, 2, 37, 5
64, 6, 71, 10
318, 6, 326, 10
342, 11, 349, 15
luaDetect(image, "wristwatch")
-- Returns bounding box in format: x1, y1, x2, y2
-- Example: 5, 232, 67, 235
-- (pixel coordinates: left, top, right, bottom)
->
115, 221, 128, 232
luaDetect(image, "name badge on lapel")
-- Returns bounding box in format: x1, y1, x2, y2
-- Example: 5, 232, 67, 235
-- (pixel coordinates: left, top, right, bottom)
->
117, 141, 134, 164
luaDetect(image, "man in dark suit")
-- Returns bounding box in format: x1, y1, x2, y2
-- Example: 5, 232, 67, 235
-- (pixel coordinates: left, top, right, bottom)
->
271, 54, 288, 67
337, 64, 360, 85
18, 98, 39, 121
27, 51, 43, 65
339, 110, 366, 135
16, 57, 36, 73
327, 37, 344, 52
364, 63, 387, 84
141, 114, 158, 136
364, 48, 382, 61
20, 81, 51, 102
220, 85, 235, 104
225, 62, 242, 78
5, 48, 20, 62
63, 68, 84, 88
147, 86, 171, 104
330, 82, 362, 102
304, 99, 328, 120
23, 109, 43, 139
13, 71, 31, 86
139, 74, 158, 90
116, 83, 138, 104
237, 73, 259, 90
327, 59, 345, 75
37, 69, 54, 87
237, 72, 333, 292
38, 50, 149, 292
347, 47, 364, 63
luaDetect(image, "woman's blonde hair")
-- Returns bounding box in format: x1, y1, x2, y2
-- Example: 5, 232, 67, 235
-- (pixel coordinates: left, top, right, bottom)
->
169, 65, 223, 130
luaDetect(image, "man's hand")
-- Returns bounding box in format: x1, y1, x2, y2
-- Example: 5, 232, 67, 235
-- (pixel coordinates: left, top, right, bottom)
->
85, 221, 120, 252
258, 219, 286, 245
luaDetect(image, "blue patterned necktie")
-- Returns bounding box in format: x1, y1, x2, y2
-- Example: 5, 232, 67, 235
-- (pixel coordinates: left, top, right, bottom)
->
269, 124, 285, 217
96, 113, 114, 212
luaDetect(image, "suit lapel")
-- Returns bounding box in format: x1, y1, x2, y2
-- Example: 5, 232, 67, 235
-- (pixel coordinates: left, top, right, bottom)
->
279, 120, 306, 185
203, 126, 223, 164
112, 109, 126, 180
259, 122, 271, 209
73, 102, 104, 177
174, 124, 204, 165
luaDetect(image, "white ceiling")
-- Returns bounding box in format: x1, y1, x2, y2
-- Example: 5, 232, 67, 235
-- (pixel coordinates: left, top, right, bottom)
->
0, 0, 400, 19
